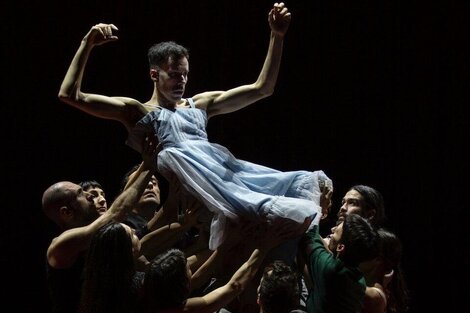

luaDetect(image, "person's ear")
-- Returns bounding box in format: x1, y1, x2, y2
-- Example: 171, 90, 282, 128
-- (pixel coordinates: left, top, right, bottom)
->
336, 243, 345, 254
367, 209, 376, 221
150, 69, 159, 82
59, 206, 74, 223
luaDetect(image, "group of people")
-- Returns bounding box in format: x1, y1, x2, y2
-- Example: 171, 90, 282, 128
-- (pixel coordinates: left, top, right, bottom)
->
43, 2, 410, 313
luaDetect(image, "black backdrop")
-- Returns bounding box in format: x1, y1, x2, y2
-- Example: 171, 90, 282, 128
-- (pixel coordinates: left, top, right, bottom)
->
2, 0, 466, 312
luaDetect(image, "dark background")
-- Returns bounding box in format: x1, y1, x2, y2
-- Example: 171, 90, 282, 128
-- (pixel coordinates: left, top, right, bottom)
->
2, 0, 467, 312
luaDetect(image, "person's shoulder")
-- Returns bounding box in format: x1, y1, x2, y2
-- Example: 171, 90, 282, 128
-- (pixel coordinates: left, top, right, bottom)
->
363, 286, 387, 313
192, 91, 224, 111
142, 102, 162, 112
47, 232, 83, 269
113, 96, 145, 109
179, 98, 193, 108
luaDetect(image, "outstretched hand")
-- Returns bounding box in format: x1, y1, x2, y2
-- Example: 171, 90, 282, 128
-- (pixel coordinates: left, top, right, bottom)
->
268, 2, 291, 37
141, 133, 160, 171
181, 197, 204, 229
319, 181, 333, 220
85, 23, 119, 46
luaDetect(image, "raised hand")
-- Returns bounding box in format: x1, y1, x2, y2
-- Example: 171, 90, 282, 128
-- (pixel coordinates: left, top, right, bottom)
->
85, 23, 119, 47
319, 180, 333, 220
141, 133, 159, 171
268, 2, 291, 37
181, 197, 204, 229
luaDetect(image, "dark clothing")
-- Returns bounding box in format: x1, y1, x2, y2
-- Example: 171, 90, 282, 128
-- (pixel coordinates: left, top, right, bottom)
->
46, 255, 85, 313
123, 212, 151, 239
301, 226, 366, 313
123, 212, 197, 250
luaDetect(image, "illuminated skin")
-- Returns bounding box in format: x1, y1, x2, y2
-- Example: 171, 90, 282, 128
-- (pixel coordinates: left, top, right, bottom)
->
86, 186, 107, 215
136, 175, 160, 209
324, 189, 365, 245
185, 260, 192, 292
122, 223, 141, 259
337, 189, 364, 223
327, 221, 344, 254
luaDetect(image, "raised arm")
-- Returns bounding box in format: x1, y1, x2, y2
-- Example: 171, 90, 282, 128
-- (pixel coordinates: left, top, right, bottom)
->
58, 23, 145, 131
184, 216, 311, 313
195, 2, 291, 117
139, 202, 202, 260
46, 135, 158, 269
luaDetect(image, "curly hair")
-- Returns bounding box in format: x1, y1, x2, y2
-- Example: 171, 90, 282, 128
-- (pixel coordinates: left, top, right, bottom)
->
142, 248, 190, 312
258, 261, 300, 313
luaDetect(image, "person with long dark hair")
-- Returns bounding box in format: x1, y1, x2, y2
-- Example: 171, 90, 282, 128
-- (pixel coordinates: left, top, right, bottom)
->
79, 222, 145, 313
361, 228, 410, 313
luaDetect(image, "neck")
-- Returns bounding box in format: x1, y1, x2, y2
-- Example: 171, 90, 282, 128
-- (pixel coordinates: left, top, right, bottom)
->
359, 261, 385, 286
148, 89, 179, 110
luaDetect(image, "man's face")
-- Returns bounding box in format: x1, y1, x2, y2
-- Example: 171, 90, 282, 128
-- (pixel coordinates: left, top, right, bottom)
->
154, 56, 189, 103
65, 183, 99, 225
337, 189, 363, 223
137, 175, 160, 208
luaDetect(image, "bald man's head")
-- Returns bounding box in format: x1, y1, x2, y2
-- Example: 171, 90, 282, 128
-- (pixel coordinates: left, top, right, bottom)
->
42, 181, 97, 229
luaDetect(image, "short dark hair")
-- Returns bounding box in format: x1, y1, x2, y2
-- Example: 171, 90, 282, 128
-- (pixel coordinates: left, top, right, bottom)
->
148, 41, 189, 69
79, 180, 103, 191
119, 163, 168, 208
259, 261, 300, 313
340, 214, 379, 267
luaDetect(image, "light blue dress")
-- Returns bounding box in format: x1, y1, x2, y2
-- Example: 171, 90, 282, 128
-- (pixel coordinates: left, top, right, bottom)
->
127, 98, 332, 250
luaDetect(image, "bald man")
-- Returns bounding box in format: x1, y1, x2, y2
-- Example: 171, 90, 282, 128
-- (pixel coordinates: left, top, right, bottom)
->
42, 135, 157, 313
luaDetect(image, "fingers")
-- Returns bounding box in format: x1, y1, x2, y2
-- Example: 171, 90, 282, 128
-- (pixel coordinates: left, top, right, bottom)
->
141, 134, 159, 164
92, 23, 119, 41
268, 2, 291, 35
185, 204, 202, 217
272, 2, 291, 20
301, 216, 313, 232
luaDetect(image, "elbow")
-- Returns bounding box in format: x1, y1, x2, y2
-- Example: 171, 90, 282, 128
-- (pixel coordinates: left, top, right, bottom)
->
58, 90, 82, 108
255, 82, 275, 98
261, 87, 275, 97
57, 92, 68, 103
58, 84, 79, 103
58, 90, 75, 103
228, 281, 245, 295
58, 91, 71, 106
